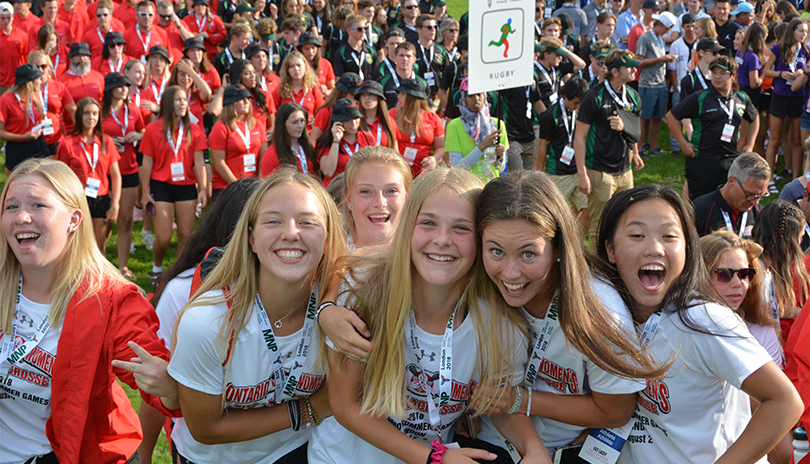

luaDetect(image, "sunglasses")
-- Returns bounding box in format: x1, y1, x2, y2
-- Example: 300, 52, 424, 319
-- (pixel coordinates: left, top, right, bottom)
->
421, 24, 436, 30
447, 28, 459, 32
596, 59, 604, 66
36, 64, 48, 70
349, 25, 367, 31
713, 267, 757, 283
403, 4, 418, 9
138, 12, 155, 17
159, 13, 172, 19
536, 7, 542, 11
96, 12, 109, 17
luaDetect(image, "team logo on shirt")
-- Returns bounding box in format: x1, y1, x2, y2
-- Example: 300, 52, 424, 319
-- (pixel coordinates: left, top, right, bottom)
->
224, 372, 324, 409
533, 356, 579, 394
405, 363, 475, 415
737, 106, 745, 116
638, 378, 671, 415
366, 54, 373, 64
4, 338, 55, 388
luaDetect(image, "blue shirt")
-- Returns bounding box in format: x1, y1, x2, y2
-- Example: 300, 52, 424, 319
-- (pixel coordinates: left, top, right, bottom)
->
613, 9, 643, 50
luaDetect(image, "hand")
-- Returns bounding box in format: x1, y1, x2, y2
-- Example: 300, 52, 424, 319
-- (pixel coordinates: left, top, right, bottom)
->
111, 341, 178, 400
319, 304, 373, 359
477, 131, 499, 151
663, 54, 677, 63
268, 2, 278, 18
27, 127, 43, 140
197, 189, 208, 210
632, 151, 644, 170
222, 73, 231, 87
176, 59, 194, 75
197, 31, 209, 39
578, 171, 591, 195
454, 413, 481, 438
123, 131, 141, 144
141, 100, 159, 113
331, 122, 345, 141
141, 193, 155, 211
607, 111, 624, 132
421, 155, 438, 171
319, 84, 329, 95
105, 202, 119, 224
442, 447, 497, 463
469, 384, 520, 416
112, 137, 125, 151
781, 71, 798, 81
494, 143, 505, 161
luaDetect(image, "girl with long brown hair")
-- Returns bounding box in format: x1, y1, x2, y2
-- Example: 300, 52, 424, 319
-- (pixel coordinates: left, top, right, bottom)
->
271, 51, 324, 132
357, 80, 397, 150
389, 78, 445, 178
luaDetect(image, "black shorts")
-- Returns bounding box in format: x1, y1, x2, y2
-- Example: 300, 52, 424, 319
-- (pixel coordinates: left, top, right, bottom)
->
47, 142, 59, 157
121, 172, 140, 188
685, 155, 737, 201
150, 179, 197, 203
741, 86, 761, 111
87, 194, 111, 218
758, 89, 772, 113
770, 93, 804, 119
4, 137, 49, 172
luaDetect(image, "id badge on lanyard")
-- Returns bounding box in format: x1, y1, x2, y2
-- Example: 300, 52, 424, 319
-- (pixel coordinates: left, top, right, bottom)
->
403, 133, 418, 165
719, 97, 736, 143
81, 141, 100, 198
0, 277, 51, 369
168, 122, 186, 182
559, 101, 576, 165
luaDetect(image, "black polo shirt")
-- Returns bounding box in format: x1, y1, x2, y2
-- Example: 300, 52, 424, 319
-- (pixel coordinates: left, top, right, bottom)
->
576, 81, 640, 175
391, 21, 419, 44
503, 83, 542, 143
679, 69, 713, 100
332, 42, 377, 80
373, 57, 420, 81
714, 18, 741, 58
575, 65, 600, 88
534, 62, 560, 109
692, 186, 759, 237
557, 35, 581, 77
381, 72, 428, 109
671, 87, 757, 159
323, 25, 347, 59
414, 42, 448, 98
539, 101, 578, 175
213, 48, 245, 79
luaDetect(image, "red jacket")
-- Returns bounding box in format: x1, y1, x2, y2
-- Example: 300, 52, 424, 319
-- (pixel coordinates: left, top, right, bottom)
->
45, 278, 181, 464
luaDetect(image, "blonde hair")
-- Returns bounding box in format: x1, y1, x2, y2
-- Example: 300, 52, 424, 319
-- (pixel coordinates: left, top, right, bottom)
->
8, 78, 44, 122
335, 168, 526, 418
0, 159, 130, 333
221, 94, 257, 131
278, 51, 319, 100
173, 168, 346, 389
395, 92, 429, 138
340, 146, 413, 239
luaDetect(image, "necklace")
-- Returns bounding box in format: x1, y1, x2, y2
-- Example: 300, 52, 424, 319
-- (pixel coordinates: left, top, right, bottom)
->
266, 294, 310, 328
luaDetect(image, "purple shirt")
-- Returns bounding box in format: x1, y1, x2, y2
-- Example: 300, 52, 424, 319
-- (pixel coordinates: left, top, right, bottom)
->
737, 50, 763, 90
771, 43, 808, 97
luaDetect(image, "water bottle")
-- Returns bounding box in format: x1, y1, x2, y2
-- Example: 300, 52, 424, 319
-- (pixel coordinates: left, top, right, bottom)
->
795, 425, 809, 464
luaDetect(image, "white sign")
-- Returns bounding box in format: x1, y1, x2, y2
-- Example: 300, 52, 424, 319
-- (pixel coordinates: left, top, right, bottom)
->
468, 0, 535, 94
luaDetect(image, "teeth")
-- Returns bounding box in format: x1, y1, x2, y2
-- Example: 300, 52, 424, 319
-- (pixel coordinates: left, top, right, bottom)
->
641, 264, 664, 272
276, 250, 303, 260
368, 214, 389, 220
427, 254, 454, 262
16, 233, 40, 240
503, 282, 527, 291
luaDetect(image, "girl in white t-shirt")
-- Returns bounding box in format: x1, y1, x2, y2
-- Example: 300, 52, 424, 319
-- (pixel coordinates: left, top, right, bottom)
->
312, 168, 548, 464
593, 184, 802, 464
167, 168, 346, 464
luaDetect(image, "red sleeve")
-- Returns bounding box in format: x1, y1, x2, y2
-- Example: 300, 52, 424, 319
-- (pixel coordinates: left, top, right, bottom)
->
0, 95, 9, 124
260, 144, 280, 178
140, 124, 156, 159
431, 112, 445, 137
313, 107, 331, 131
91, 56, 103, 72
265, 89, 277, 114
105, 136, 121, 166
785, 300, 810, 430
134, 105, 145, 132
209, 121, 228, 151
191, 123, 208, 152
271, 88, 282, 106
313, 86, 325, 111
210, 16, 226, 45
56, 139, 69, 163
317, 145, 331, 162
322, 59, 335, 82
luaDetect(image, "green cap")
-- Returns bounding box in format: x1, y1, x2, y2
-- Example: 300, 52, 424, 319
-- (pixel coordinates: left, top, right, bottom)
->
432, 0, 447, 5
591, 45, 612, 59
607, 52, 642, 70
536, 43, 568, 56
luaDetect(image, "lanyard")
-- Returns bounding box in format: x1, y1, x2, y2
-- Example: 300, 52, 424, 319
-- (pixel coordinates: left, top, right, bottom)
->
234, 119, 251, 150
696, 70, 709, 90
96, 27, 107, 44
718, 95, 736, 123
342, 140, 359, 157
605, 82, 629, 109
351, 50, 367, 79
385, 57, 396, 79
420, 43, 434, 68
259, 74, 267, 92
293, 144, 308, 173
167, 121, 184, 161
408, 298, 461, 443
109, 56, 123, 72
195, 13, 207, 31
15, 93, 36, 125
111, 104, 129, 137
638, 308, 663, 348
0, 276, 51, 370
39, 83, 49, 112
524, 292, 560, 386
134, 88, 141, 107
587, 65, 596, 83
373, 120, 382, 145
80, 139, 99, 170
151, 77, 167, 101
535, 22, 542, 38
315, 14, 322, 32
253, 287, 319, 404
538, 63, 556, 90
559, 100, 576, 145
225, 47, 238, 64
294, 88, 309, 106
52, 54, 59, 72
136, 27, 152, 56
722, 210, 749, 236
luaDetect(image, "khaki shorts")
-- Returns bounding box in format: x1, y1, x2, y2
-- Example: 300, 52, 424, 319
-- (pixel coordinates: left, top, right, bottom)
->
550, 173, 588, 211
587, 168, 634, 240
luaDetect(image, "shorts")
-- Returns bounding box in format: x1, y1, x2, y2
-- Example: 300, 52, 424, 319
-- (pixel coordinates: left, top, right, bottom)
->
87, 194, 111, 219
4, 137, 49, 172
770, 93, 804, 119
741, 86, 761, 111
802, 111, 810, 132
121, 172, 140, 188
150, 179, 197, 203
550, 173, 588, 210
639, 86, 668, 120
47, 142, 59, 157
685, 155, 737, 201
758, 90, 772, 113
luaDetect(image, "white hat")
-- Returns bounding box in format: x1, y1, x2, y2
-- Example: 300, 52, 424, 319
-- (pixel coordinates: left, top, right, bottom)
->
0, 2, 13, 14
652, 11, 677, 29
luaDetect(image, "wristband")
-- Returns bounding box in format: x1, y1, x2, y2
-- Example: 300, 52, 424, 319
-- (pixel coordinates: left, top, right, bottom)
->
526, 387, 532, 417
507, 385, 523, 414
287, 399, 301, 431
315, 301, 336, 325
428, 440, 448, 464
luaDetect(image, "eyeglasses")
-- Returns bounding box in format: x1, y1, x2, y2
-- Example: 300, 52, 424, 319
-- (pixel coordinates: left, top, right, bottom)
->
350, 26, 367, 31
421, 24, 436, 30
712, 267, 757, 283
403, 4, 418, 9
138, 12, 155, 17
96, 12, 109, 17
736, 179, 769, 200
536, 7, 542, 11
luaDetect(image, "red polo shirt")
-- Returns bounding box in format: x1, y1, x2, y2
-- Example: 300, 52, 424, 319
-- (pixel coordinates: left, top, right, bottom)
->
92, 54, 135, 75
318, 130, 374, 186
155, 23, 184, 64
57, 4, 89, 44
0, 26, 28, 87
260, 143, 315, 178
0, 91, 43, 135
49, 47, 69, 78
271, 86, 325, 132
102, 101, 145, 175
26, 17, 71, 51
182, 13, 226, 60
122, 25, 169, 63
209, 118, 264, 189
81, 23, 125, 57
113, 2, 137, 26
13, 12, 40, 34
58, 69, 105, 132
56, 134, 120, 197
141, 119, 208, 186
389, 107, 445, 178
40, 79, 74, 145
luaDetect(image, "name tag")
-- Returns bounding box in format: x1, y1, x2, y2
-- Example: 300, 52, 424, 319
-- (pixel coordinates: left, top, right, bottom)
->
114, 136, 125, 152
42, 118, 54, 136
579, 420, 635, 464
243, 154, 256, 172
721, 123, 735, 143
171, 162, 185, 182
425, 72, 435, 87
560, 146, 575, 165
85, 177, 101, 198
403, 146, 418, 165
549, 92, 559, 105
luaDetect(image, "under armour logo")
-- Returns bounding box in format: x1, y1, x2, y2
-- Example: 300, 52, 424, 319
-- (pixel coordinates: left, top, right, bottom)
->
420, 350, 437, 362
18, 314, 34, 328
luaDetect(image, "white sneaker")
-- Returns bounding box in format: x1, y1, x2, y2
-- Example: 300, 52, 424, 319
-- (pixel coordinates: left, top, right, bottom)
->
768, 182, 779, 194
141, 229, 155, 251
130, 242, 136, 254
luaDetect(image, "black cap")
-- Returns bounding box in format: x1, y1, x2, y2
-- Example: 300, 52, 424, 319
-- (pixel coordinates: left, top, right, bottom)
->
696, 37, 725, 52
15, 63, 43, 86
297, 31, 321, 48
557, 13, 573, 36
642, 0, 661, 9
235, 3, 255, 13
330, 98, 363, 122
396, 78, 429, 100
244, 42, 267, 59
147, 45, 170, 61
223, 84, 252, 105
183, 37, 206, 52
192, 0, 208, 5
357, 80, 385, 98
681, 12, 696, 25
104, 30, 126, 46
105, 71, 132, 91
336, 72, 363, 94
68, 42, 92, 57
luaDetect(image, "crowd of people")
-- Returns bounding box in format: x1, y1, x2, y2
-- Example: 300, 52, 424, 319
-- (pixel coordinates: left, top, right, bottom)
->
2, 0, 810, 463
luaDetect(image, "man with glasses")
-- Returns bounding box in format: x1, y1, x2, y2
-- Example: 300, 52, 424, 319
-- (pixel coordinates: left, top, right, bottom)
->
391, 0, 420, 44
576, 41, 611, 86
26, 0, 70, 49
667, 55, 759, 201
332, 14, 377, 79
534, 0, 547, 43
124, 0, 170, 63
155, 0, 195, 64
82, 0, 124, 57
692, 152, 770, 237
413, 13, 446, 106
0, 1, 25, 92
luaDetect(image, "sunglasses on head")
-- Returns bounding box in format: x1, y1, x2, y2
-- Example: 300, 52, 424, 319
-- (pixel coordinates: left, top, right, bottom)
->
713, 267, 756, 283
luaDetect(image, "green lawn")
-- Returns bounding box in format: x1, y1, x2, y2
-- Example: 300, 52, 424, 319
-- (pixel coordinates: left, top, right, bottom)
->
0, 1, 789, 461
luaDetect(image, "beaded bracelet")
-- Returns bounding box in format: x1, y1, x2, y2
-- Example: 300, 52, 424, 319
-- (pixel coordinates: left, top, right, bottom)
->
427, 440, 448, 464
302, 396, 321, 427
507, 385, 523, 415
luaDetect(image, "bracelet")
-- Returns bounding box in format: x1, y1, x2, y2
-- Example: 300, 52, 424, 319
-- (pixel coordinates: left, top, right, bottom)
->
315, 301, 336, 325
300, 398, 312, 430
507, 385, 523, 414
427, 440, 448, 464
302, 396, 321, 426
287, 399, 301, 431
526, 387, 533, 417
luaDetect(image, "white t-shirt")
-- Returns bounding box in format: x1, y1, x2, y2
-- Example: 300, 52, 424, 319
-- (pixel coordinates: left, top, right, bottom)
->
308, 301, 528, 464
618, 302, 772, 464
168, 288, 325, 464
0, 295, 62, 464
669, 36, 693, 92
155, 267, 195, 350
747, 322, 783, 368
